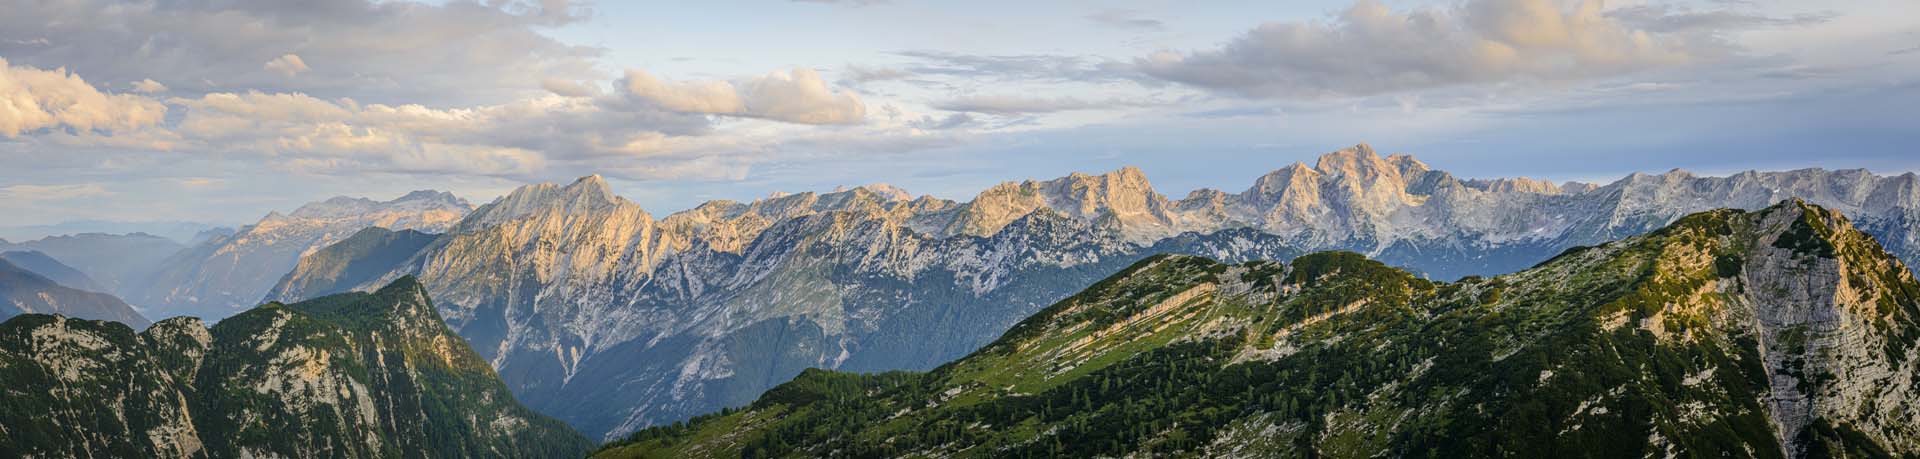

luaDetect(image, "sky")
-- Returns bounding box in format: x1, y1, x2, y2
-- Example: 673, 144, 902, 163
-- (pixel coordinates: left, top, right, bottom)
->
1, 0, 1916, 230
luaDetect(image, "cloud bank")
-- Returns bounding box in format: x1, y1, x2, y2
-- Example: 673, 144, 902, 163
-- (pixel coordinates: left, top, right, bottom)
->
622, 68, 867, 124
1138, 0, 1705, 98
0, 57, 167, 137
0, 0, 598, 105
0, 56, 937, 184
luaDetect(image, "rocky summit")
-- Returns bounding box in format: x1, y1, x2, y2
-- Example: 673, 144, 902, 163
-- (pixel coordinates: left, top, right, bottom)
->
268, 146, 1920, 441
599, 200, 1920, 458
0, 277, 590, 458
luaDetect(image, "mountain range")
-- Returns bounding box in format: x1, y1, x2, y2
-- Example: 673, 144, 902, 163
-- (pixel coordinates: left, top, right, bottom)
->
1, 250, 108, 294
598, 200, 1920, 458
0, 232, 187, 296
0, 220, 227, 245
0, 257, 150, 329
265, 144, 1920, 440
130, 190, 472, 320
0, 277, 590, 458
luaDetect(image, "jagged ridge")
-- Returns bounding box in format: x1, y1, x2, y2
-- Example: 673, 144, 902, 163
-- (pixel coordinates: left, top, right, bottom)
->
271, 144, 1920, 440
598, 200, 1920, 458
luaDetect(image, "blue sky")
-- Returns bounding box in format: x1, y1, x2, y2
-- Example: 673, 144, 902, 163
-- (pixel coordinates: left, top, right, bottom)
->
0, 0, 1915, 229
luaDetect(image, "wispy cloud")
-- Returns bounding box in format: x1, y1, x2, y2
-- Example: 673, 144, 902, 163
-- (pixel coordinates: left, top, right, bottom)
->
131, 78, 168, 93
895, 50, 1138, 83
0, 0, 598, 105
932, 95, 1153, 115
621, 68, 867, 125
1086, 9, 1164, 30
1604, 5, 1834, 33
839, 65, 914, 85
0, 184, 113, 201
1138, 0, 1719, 98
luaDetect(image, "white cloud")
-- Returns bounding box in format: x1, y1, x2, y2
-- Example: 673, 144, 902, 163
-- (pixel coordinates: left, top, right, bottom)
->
150, 82, 892, 180
176, 177, 222, 187
1604, 5, 1833, 33
1139, 0, 1706, 98
165, 91, 565, 176
839, 65, 912, 84
0, 58, 167, 137
738, 68, 867, 124
621, 68, 866, 125
622, 70, 747, 114
132, 78, 168, 93
264, 54, 311, 78
0, 0, 598, 105
932, 95, 1149, 115
1086, 9, 1164, 30
542, 78, 599, 98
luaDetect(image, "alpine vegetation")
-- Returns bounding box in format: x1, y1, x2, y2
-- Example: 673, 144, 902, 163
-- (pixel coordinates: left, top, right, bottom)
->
599, 201, 1920, 458
0, 277, 591, 458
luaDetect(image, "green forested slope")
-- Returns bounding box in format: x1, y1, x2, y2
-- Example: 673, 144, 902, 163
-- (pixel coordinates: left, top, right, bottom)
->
0, 277, 590, 458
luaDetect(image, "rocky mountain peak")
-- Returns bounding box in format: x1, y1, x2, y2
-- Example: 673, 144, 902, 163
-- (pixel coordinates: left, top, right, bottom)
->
947, 165, 1172, 240
1384, 152, 1431, 177
354, 276, 441, 333
284, 190, 471, 220
1464, 177, 1565, 194
373, 274, 425, 298
1312, 143, 1393, 179
831, 183, 912, 201
862, 183, 912, 201
289, 196, 378, 218
1242, 162, 1321, 200
145, 316, 208, 337
570, 173, 612, 192
461, 175, 643, 230
1062, 166, 1158, 203
395, 189, 466, 205
548, 174, 622, 208
1620, 168, 1697, 186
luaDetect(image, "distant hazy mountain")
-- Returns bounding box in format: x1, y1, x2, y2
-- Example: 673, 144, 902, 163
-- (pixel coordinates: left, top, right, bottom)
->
601, 201, 1920, 458
186, 226, 236, 246
0, 220, 226, 244
274, 144, 1920, 440
0, 232, 185, 296
264, 227, 439, 302
0, 277, 589, 458
0, 258, 150, 329
0, 250, 106, 293
133, 190, 471, 321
